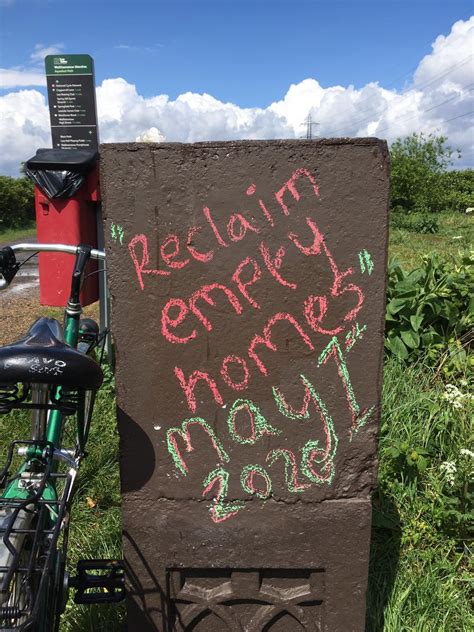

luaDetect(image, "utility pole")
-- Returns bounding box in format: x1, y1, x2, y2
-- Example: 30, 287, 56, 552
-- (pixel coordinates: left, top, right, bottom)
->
303, 112, 319, 139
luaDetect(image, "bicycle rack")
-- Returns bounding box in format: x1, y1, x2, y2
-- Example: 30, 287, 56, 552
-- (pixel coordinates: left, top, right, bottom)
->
0, 440, 71, 628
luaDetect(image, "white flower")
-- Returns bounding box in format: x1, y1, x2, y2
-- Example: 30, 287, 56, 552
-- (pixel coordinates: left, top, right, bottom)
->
443, 383, 470, 409
452, 235, 462, 240
460, 448, 474, 459
440, 460, 457, 486
465, 207, 474, 214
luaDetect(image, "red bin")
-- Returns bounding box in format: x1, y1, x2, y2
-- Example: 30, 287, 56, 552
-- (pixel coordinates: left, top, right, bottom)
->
26, 149, 100, 307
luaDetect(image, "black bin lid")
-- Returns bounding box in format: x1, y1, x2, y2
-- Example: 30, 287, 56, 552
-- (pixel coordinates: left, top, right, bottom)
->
26, 148, 98, 172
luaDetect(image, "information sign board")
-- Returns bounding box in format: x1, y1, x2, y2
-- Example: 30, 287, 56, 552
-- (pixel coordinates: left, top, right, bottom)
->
45, 54, 98, 150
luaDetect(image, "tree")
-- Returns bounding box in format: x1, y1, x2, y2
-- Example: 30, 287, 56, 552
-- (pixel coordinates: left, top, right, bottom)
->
439, 169, 474, 213
0, 176, 35, 230
390, 133, 460, 213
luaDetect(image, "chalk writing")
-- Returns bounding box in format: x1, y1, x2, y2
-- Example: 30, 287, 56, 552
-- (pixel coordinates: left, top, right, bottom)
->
110, 222, 125, 245
345, 322, 367, 352
275, 167, 319, 216
220, 355, 250, 391
119, 164, 380, 523
240, 465, 272, 499
259, 241, 297, 289
127, 167, 322, 292
203, 206, 228, 247
186, 225, 214, 263
318, 336, 374, 439
154, 209, 365, 410
226, 399, 280, 444
248, 312, 315, 377
129, 234, 170, 291
161, 234, 189, 269
274, 374, 338, 485
266, 449, 310, 493
189, 284, 244, 332
358, 249, 374, 275
166, 418, 229, 476
203, 467, 244, 523
231, 257, 262, 309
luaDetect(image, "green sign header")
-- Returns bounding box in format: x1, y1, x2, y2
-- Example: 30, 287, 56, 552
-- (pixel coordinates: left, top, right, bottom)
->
45, 54, 93, 76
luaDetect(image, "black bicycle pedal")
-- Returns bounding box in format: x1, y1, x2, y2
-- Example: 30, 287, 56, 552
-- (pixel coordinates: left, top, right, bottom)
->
69, 558, 125, 604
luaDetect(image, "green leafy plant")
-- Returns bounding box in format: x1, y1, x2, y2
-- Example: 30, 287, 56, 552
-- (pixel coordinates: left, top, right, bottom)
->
432, 445, 474, 540
387, 440, 432, 474
391, 212, 439, 234
409, 214, 439, 234
439, 169, 474, 213
385, 253, 473, 365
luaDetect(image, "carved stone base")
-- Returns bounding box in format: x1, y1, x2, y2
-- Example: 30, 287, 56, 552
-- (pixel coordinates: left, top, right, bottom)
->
168, 568, 324, 631
123, 498, 372, 631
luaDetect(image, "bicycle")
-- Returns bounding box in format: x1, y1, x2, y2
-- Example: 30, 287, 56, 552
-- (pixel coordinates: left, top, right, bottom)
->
0, 243, 124, 631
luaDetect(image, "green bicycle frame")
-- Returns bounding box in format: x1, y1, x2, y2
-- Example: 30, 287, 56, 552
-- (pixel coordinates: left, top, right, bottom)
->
0, 241, 108, 631
46, 313, 80, 449
3, 244, 96, 503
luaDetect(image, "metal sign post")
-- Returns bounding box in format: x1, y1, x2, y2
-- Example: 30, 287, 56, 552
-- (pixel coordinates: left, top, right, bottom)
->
44, 54, 111, 359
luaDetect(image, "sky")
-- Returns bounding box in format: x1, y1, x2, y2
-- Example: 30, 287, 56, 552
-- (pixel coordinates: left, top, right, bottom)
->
0, 0, 473, 175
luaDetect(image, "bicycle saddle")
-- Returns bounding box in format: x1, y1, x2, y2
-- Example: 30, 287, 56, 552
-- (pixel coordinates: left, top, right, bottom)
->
0, 317, 103, 390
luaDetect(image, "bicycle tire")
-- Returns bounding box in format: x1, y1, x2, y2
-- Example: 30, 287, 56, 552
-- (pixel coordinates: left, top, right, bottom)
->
0, 507, 69, 632
0, 506, 36, 630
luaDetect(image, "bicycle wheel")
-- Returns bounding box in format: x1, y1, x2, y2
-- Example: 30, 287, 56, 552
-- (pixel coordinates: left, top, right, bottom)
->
0, 440, 75, 632
0, 501, 71, 631
0, 505, 37, 628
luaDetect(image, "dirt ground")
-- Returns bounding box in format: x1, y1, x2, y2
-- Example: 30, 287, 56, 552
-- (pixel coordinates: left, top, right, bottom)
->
0, 289, 100, 346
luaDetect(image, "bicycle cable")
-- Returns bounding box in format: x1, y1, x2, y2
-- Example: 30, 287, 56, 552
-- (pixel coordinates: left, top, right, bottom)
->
16, 251, 40, 269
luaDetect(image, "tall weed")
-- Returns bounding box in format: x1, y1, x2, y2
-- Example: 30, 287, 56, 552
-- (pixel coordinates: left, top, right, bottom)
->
367, 357, 473, 631
385, 253, 473, 375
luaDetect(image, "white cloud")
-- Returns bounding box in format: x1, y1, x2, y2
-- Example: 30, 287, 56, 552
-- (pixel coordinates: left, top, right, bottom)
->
414, 18, 474, 89
0, 90, 50, 172
0, 42, 64, 89
136, 127, 166, 142
30, 43, 64, 64
0, 68, 46, 88
94, 79, 291, 143
268, 16, 474, 165
114, 44, 163, 53
0, 17, 473, 176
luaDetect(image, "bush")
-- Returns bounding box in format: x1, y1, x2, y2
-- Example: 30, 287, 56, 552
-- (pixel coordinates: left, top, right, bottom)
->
0, 176, 35, 230
391, 211, 439, 233
439, 169, 474, 213
385, 253, 473, 368
390, 133, 460, 214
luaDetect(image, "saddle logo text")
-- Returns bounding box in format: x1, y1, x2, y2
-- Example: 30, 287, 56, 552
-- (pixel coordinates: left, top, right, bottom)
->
28, 357, 67, 376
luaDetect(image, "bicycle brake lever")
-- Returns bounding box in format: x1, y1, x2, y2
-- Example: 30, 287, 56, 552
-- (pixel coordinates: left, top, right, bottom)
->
0, 247, 20, 287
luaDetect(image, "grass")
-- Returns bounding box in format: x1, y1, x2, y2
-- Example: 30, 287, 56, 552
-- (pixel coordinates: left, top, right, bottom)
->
0, 211, 472, 630
389, 211, 473, 269
0, 223, 36, 244
367, 357, 473, 631
60, 370, 125, 631
0, 371, 124, 631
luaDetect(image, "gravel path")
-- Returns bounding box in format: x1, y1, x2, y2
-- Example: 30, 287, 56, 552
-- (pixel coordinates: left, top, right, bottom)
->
0, 288, 100, 346
0, 238, 99, 345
